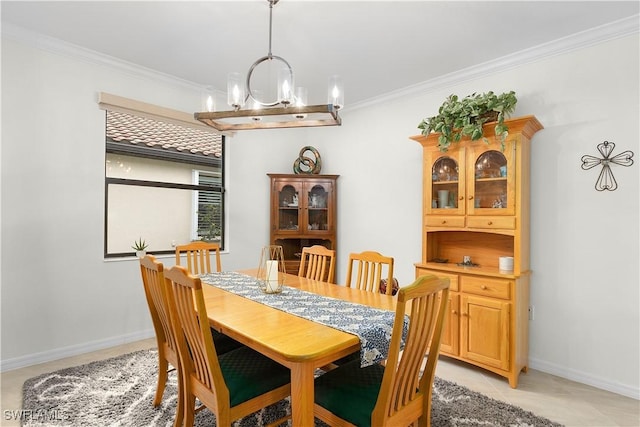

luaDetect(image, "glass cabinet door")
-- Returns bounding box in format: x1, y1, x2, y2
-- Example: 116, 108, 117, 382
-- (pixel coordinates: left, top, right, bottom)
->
306, 183, 329, 231
426, 150, 465, 215
275, 182, 300, 232
467, 143, 515, 215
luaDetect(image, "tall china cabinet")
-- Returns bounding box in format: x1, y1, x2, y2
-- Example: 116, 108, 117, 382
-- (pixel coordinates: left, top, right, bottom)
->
410, 115, 542, 388
267, 174, 338, 276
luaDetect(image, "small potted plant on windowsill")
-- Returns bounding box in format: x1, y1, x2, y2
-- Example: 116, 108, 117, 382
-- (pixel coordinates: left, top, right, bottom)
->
132, 237, 148, 258
418, 91, 517, 152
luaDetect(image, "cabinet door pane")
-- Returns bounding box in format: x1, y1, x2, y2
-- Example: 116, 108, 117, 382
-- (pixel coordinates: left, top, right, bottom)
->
306, 183, 330, 231
431, 155, 461, 210
473, 150, 508, 209
277, 184, 299, 230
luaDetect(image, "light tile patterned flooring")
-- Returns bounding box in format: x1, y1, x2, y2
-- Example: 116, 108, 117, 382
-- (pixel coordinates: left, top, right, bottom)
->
1, 338, 638, 426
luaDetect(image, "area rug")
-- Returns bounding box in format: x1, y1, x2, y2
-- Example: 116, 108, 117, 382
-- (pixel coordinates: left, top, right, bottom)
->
22, 349, 562, 426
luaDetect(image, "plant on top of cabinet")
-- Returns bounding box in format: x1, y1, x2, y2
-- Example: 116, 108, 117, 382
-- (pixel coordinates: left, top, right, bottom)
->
418, 91, 517, 152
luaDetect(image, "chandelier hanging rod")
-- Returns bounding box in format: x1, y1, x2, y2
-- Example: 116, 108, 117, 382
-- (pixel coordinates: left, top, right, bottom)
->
267, 0, 277, 58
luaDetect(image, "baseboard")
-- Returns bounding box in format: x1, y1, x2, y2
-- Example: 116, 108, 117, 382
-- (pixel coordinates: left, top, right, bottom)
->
529, 357, 639, 400
0, 329, 155, 373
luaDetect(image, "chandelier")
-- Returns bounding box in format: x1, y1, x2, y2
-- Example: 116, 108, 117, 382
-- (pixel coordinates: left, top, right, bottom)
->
194, 0, 343, 131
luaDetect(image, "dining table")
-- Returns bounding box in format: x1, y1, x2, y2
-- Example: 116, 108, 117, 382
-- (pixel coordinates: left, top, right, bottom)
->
199, 268, 398, 427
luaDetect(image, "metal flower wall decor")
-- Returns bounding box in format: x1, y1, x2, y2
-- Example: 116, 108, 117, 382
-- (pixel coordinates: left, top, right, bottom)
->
581, 141, 634, 191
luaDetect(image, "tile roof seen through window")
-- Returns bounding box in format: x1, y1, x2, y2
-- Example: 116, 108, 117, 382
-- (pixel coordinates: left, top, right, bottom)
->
106, 110, 222, 158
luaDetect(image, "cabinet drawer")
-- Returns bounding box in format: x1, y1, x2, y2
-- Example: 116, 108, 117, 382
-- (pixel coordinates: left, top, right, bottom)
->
417, 269, 459, 291
426, 216, 465, 228
466, 216, 515, 229
461, 276, 511, 300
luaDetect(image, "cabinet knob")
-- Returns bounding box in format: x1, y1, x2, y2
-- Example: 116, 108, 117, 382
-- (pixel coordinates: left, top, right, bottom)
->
459, 195, 464, 200
481, 285, 488, 290
468, 195, 474, 200
487, 221, 493, 225
441, 220, 447, 224
462, 312, 468, 317
452, 310, 457, 315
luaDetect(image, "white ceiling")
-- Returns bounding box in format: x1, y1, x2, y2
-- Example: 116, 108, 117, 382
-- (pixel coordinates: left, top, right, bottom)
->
2, 1, 639, 107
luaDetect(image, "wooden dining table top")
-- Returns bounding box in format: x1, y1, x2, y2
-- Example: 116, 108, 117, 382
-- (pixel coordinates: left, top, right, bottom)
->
199, 268, 397, 426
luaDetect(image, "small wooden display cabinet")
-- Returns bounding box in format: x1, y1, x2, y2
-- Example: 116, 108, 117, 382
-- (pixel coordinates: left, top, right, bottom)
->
267, 174, 338, 275
410, 115, 542, 388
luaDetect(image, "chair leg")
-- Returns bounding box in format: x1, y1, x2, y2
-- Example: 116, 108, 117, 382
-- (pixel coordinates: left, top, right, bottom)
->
173, 369, 184, 427
182, 389, 196, 427
154, 356, 169, 406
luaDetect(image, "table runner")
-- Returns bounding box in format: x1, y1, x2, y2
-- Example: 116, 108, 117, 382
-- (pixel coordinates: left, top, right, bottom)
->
199, 271, 407, 367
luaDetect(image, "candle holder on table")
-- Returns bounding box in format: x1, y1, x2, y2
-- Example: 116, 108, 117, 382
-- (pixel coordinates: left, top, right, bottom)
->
257, 245, 286, 294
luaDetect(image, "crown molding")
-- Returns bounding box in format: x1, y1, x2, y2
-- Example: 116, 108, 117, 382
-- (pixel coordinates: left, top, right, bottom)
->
349, 14, 640, 111
1, 22, 208, 92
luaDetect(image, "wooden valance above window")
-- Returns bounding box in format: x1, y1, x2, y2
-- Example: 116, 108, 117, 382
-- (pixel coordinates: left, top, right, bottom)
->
97, 92, 222, 134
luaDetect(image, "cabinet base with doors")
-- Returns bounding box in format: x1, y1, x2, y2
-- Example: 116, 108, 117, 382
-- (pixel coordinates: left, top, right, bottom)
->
268, 174, 338, 276
410, 116, 542, 388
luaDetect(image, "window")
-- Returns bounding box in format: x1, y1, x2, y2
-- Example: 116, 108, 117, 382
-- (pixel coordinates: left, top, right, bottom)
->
100, 94, 224, 257
194, 170, 223, 242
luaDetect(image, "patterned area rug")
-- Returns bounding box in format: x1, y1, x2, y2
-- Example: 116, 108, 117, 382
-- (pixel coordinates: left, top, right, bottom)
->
22, 349, 562, 426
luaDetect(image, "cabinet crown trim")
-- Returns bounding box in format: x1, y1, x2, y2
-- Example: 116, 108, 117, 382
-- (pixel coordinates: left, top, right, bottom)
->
410, 115, 543, 147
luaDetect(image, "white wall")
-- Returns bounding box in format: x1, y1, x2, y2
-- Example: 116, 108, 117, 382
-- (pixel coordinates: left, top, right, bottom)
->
2, 26, 638, 399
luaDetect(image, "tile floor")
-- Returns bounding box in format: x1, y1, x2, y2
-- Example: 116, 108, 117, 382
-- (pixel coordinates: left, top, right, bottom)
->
1, 339, 638, 427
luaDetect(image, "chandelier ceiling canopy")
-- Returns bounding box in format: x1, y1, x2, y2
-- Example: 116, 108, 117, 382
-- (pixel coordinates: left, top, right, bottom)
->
195, 0, 343, 132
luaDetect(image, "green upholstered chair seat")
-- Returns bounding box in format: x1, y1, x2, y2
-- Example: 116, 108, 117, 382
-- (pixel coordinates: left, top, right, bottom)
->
219, 346, 290, 407
314, 359, 384, 427
211, 328, 245, 355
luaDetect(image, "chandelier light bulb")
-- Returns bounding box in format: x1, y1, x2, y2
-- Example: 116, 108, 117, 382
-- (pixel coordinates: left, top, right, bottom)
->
201, 90, 215, 112
278, 68, 294, 106
227, 72, 245, 110
328, 75, 344, 110
232, 85, 241, 106
251, 89, 263, 121
293, 87, 308, 119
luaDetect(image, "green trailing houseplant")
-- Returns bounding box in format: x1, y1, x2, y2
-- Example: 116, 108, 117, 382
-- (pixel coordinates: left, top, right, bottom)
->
418, 91, 517, 152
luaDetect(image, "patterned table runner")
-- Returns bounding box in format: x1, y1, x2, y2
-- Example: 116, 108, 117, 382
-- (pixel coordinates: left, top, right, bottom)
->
199, 271, 407, 367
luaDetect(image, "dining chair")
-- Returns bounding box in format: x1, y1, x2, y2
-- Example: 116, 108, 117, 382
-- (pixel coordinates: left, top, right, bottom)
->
298, 245, 336, 283
345, 251, 395, 295
314, 274, 450, 427
175, 241, 244, 354
163, 265, 292, 427
175, 241, 222, 275
139, 255, 183, 427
